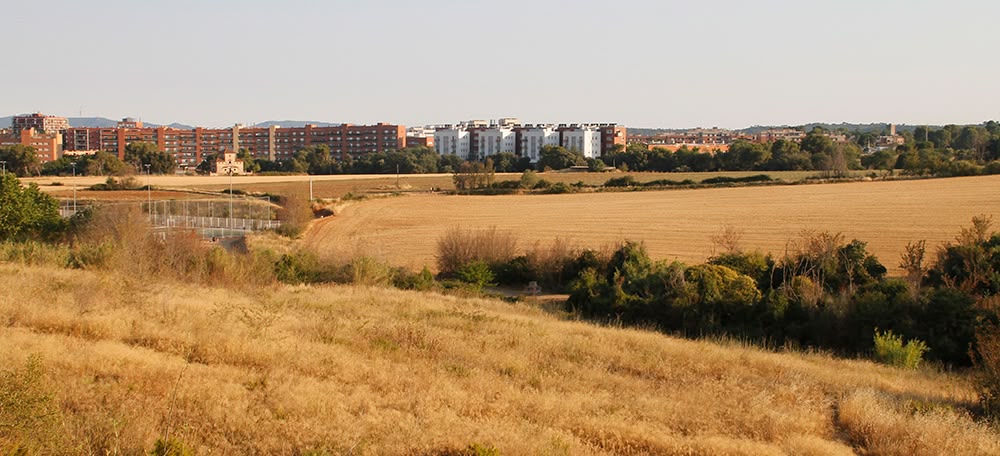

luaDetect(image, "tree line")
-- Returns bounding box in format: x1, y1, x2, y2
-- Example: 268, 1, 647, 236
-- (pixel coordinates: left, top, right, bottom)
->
11, 120, 1000, 178
434, 217, 1000, 369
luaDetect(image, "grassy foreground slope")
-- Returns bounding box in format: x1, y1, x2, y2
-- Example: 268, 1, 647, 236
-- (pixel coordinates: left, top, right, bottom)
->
2, 263, 997, 455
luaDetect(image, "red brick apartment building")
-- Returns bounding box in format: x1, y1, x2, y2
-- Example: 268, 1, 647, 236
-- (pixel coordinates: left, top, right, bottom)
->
0, 128, 64, 162
599, 124, 628, 155
64, 120, 406, 167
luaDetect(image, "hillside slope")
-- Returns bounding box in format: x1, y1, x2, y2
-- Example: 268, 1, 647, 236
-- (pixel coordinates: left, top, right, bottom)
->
1, 263, 996, 455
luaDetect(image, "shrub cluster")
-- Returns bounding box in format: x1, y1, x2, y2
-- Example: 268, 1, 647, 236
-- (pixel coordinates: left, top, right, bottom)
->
873, 329, 928, 369
561, 224, 993, 367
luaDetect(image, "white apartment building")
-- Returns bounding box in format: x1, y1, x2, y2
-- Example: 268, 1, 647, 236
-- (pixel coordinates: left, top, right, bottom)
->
432, 121, 625, 163
434, 127, 470, 159
518, 125, 561, 162
560, 127, 603, 159
474, 128, 517, 159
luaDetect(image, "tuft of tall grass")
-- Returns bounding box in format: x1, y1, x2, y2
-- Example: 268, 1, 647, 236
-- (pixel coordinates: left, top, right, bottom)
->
0, 240, 70, 267
838, 389, 1000, 455
436, 226, 517, 275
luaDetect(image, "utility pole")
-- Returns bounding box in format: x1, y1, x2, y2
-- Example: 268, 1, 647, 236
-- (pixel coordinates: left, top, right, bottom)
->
1, 161, 5, 177
144, 163, 151, 221
71, 161, 77, 213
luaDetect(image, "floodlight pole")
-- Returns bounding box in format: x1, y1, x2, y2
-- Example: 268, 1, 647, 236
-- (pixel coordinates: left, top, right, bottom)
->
228, 168, 234, 230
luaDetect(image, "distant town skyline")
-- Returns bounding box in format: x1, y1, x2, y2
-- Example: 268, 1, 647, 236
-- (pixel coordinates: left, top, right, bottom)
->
6, 0, 998, 129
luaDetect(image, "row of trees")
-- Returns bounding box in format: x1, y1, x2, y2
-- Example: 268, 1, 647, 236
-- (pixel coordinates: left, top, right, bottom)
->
562, 220, 1000, 367
430, 215, 999, 368
36, 142, 176, 177
608, 131, 863, 174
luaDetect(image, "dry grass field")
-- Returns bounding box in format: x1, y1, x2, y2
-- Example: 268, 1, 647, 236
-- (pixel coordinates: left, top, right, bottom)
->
28, 170, 842, 201
301, 175, 1000, 275
2, 262, 997, 455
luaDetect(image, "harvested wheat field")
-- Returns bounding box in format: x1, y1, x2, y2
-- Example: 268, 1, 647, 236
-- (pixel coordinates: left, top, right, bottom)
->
303, 175, 1000, 275
2, 262, 997, 455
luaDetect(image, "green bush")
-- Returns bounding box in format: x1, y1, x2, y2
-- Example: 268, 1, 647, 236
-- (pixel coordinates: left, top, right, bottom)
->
643, 178, 693, 187
89, 176, 139, 191
874, 329, 928, 369
701, 174, 773, 185
604, 176, 639, 187
394, 266, 437, 291
518, 170, 540, 189
545, 182, 573, 194
456, 260, 495, 290
274, 251, 331, 284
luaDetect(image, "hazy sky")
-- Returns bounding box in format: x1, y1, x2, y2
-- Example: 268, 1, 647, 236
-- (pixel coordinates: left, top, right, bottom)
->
5, 0, 998, 129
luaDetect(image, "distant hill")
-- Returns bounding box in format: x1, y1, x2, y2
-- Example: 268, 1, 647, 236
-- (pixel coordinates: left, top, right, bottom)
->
0, 116, 196, 130
251, 120, 341, 128
629, 122, 958, 137
163, 122, 196, 129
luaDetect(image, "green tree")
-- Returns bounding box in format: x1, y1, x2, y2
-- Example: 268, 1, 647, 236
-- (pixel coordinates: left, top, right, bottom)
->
861, 149, 898, 170
123, 142, 175, 174
87, 150, 127, 176
721, 140, 770, 170
537, 145, 585, 170
237, 148, 261, 173
452, 160, 494, 191
0, 174, 64, 241
0, 144, 42, 177
765, 140, 811, 171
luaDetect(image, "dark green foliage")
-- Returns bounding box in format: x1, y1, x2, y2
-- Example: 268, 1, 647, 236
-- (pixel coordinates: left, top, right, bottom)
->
0, 174, 65, 242
643, 178, 695, 187
124, 142, 176, 174
494, 255, 534, 285
562, 224, 993, 367
709, 251, 774, 291
567, 242, 763, 336
544, 182, 573, 194
700, 174, 773, 185
274, 252, 331, 284
394, 266, 437, 291
604, 176, 640, 187
150, 437, 194, 456
89, 176, 140, 191
456, 260, 495, 290
536, 145, 585, 170
0, 144, 42, 177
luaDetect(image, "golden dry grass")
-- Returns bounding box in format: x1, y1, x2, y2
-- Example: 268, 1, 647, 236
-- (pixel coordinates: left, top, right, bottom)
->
301, 175, 1000, 275
30, 170, 837, 200
2, 262, 996, 454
